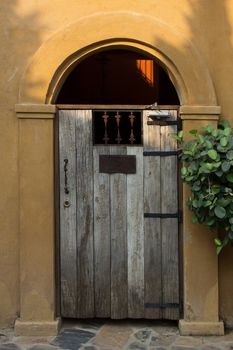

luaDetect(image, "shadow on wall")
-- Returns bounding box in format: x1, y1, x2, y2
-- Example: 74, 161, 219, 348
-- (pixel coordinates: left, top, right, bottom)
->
0, 0, 43, 326
153, 0, 233, 327
184, 0, 233, 121
184, 0, 233, 328
1, 0, 46, 105
55, 0, 233, 328
2, 0, 233, 328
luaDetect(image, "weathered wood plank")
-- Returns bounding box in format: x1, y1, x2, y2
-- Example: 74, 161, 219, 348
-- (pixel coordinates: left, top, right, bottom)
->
127, 147, 144, 318
110, 146, 128, 319
160, 111, 179, 319
143, 111, 162, 318
161, 218, 179, 319
75, 110, 94, 317
93, 146, 111, 317
144, 218, 162, 318
59, 110, 77, 317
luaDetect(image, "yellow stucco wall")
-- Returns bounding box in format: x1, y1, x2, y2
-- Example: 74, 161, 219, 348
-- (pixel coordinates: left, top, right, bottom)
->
1, 0, 233, 328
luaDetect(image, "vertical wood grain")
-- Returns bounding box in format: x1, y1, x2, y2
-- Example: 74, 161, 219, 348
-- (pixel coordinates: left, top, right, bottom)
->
110, 146, 128, 319
143, 111, 162, 318
59, 108, 180, 320
127, 146, 144, 318
59, 110, 77, 317
93, 146, 111, 317
160, 110, 179, 319
75, 110, 94, 317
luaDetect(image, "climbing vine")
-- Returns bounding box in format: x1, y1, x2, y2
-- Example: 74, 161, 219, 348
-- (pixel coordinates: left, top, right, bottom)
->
176, 120, 233, 254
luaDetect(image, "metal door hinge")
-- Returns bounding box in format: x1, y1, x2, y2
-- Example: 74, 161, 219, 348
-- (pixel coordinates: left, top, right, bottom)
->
145, 303, 180, 309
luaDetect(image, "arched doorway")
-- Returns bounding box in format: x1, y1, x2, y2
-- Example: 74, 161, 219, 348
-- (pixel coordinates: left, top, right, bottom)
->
57, 48, 181, 320
15, 13, 223, 336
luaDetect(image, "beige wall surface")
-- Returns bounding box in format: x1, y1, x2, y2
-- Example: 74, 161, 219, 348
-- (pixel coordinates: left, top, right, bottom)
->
1, 0, 233, 327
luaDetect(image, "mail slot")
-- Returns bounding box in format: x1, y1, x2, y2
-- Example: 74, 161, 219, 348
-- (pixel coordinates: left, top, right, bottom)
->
99, 155, 136, 174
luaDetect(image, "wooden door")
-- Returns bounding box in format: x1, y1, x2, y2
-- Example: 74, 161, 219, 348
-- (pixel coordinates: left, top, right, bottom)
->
59, 108, 180, 319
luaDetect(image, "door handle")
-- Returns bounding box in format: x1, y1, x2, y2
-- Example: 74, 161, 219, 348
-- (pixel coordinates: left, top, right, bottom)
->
64, 159, 69, 194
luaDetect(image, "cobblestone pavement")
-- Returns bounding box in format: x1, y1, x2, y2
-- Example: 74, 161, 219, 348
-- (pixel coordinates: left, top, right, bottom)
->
1, 320, 233, 350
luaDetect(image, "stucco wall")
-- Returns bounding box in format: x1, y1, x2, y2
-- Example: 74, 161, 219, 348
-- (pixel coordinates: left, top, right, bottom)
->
1, 0, 233, 327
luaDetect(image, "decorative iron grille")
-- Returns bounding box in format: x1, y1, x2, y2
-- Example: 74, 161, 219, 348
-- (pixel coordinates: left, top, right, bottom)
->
93, 110, 142, 145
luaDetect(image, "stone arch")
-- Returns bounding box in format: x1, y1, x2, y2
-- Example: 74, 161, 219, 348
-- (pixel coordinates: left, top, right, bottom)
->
18, 11, 217, 106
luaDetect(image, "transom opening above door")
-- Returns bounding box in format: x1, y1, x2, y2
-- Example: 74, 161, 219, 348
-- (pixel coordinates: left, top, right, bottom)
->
56, 49, 180, 105
93, 110, 142, 145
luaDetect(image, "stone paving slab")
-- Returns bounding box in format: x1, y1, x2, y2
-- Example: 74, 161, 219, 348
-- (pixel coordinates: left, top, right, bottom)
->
50, 328, 95, 350
0, 320, 233, 350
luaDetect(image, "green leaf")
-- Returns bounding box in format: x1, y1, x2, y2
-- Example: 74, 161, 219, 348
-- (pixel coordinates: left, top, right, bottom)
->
185, 176, 194, 181
189, 129, 198, 135
221, 161, 231, 172
172, 135, 182, 141
213, 161, 221, 168
178, 130, 184, 139
215, 170, 223, 177
223, 236, 230, 247
223, 127, 232, 136
226, 173, 233, 183
203, 200, 212, 207
216, 198, 231, 207
219, 119, 230, 129
229, 217, 233, 224
212, 129, 219, 137
216, 245, 223, 255
224, 187, 233, 193
205, 124, 214, 134
192, 183, 201, 191
205, 140, 213, 149
214, 206, 226, 219
192, 216, 198, 224
197, 135, 205, 143
189, 162, 198, 171
214, 238, 222, 247
183, 150, 193, 156
207, 149, 217, 160
181, 167, 187, 176
207, 217, 215, 226
226, 150, 233, 160
220, 137, 228, 147
192, 199, 199, 208
199, 166, 211, 174
206, 163, 213, 170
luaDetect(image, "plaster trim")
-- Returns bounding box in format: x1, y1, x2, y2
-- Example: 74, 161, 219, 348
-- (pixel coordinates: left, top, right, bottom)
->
180, 105, 221, 115
15, 318, 61, 336
17, 113, 55, 119
179, 320, 224, 336
180, 115, 219, 120
15, 104, 56, 113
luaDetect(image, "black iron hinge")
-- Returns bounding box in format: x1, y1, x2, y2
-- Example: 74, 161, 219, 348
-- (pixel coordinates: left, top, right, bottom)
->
145, 303, 180, 309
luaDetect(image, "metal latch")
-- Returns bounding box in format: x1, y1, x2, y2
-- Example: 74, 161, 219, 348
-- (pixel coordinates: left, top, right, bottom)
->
145, 110, 177, 126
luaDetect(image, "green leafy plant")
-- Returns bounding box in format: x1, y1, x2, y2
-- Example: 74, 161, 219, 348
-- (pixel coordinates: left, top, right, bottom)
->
176, 120, 233, 254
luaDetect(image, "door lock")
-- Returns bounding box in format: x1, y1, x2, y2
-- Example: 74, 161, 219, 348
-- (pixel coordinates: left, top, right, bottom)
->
64, 200, 71, 208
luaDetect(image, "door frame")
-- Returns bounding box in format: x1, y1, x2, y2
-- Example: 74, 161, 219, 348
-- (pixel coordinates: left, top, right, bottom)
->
55, 104, 183, 319
15, 102, 222, 336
